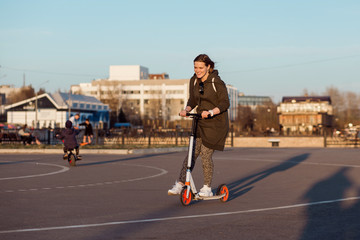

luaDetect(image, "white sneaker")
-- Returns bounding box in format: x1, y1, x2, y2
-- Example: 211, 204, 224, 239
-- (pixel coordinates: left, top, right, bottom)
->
168, 181, 184, 195
199, 185, 213, 197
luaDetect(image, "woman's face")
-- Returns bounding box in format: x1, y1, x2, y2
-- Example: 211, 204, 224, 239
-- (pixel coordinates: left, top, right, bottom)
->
194, 61, 210, 79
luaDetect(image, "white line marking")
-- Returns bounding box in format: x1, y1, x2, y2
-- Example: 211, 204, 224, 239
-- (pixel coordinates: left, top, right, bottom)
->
1, 164, 168, 193
1, 196, 359, 234
0, 163, 69, 180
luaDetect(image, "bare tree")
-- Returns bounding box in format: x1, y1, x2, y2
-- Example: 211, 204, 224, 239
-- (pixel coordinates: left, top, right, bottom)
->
323, 86, 360, 128
7, 86, 36, 104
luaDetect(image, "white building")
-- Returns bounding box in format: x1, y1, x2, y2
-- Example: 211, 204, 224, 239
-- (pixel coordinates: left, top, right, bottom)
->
109, 65, 149, 81
226, 85, 238, 122
0, 85, 22, 114
71, 65, 238, 123
0, 85, 22, 98
5, 92, 110, 128
72, 79, 189, 121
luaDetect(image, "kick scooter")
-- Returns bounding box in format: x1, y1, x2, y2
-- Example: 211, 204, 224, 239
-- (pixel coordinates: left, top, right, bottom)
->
64, 148, 79, 167
180, 113, 229, 206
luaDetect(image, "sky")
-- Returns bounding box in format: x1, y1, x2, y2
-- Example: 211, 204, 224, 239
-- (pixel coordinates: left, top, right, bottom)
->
0, 0, 359, 103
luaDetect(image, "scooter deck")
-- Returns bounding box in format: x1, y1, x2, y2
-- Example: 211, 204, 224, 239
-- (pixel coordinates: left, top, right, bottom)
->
194, 193, 226, 201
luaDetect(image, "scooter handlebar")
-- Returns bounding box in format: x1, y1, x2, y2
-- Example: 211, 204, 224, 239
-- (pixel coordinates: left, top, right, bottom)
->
185, 113, 212, 118
186, 113, 201, 117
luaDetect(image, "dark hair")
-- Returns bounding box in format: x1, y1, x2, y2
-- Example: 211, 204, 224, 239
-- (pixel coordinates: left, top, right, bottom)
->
193, 54, 215, 73
65, 120, 72, 129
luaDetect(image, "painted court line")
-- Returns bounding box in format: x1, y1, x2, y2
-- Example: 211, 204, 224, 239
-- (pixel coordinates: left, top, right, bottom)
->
0, 163, 69, 180
1, 196, 360, 234
1, 163, 168, 193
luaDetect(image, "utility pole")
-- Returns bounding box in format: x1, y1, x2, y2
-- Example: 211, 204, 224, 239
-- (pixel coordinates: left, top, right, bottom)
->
35, 91, 38, 128
34, 80, 49, 128
68, 90, 71, 119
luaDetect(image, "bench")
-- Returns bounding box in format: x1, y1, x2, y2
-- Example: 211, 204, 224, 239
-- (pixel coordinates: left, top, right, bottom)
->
268, 139, 280, 147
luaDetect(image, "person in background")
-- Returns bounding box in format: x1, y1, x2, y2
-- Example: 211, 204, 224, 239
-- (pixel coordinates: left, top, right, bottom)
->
79, 118, 93, 144
69, 113, 80, 129
56, 120, 81, 160
168, 54, 230, 197
18, 124, 41, 145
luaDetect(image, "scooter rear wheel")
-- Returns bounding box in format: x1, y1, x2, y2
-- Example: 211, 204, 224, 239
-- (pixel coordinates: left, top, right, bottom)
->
68, 154, 76, 166
180, 187, 192, 206
217, 184, 229, 202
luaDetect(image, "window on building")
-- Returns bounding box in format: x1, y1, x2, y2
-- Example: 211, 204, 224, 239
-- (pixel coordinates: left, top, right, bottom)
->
80, 104, 84, 108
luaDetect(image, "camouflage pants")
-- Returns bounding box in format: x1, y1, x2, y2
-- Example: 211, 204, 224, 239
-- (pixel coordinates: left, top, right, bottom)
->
179, 138, 215, 186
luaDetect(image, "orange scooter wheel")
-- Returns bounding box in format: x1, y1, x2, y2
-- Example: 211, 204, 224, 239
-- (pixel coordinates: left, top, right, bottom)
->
180, 187, 192, 206
217, 184, 229, 203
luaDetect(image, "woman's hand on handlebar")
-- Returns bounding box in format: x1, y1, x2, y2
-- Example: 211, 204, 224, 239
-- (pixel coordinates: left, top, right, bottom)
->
179, 110, 188, 117
201, 111, 211, 119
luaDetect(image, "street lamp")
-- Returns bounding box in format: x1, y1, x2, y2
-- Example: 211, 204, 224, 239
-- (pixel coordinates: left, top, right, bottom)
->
35, 80, 49, 128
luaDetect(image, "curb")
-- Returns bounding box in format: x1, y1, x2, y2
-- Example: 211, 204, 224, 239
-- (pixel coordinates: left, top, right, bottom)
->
0, 147, 188, 155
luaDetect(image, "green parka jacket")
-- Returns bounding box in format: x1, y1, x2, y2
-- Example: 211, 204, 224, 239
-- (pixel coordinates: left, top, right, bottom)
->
187, 70, 230, 151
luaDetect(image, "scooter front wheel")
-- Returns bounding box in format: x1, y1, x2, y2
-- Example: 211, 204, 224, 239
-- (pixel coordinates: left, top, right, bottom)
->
217, 184, 229, 203
68, 154, 76, 166
180, 187, 192, 206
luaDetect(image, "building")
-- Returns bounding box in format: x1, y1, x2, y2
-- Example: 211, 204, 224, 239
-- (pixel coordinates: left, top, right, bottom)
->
277, 96, 333, 135
238, 94, 273, 110
0, 93, 5, 105
0, 85, 29, 121
5, 92, 109, 129
149, 73, 169, 80
227, 85, 238, 122
0, 85, 21, 99
71, 65, 239, 125
109, 65, 149, 81
71, 79, 189, 122
71, 79, 239, 123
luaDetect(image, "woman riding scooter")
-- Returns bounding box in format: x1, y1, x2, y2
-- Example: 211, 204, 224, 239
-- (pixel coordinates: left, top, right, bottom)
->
168, 54, 230, 197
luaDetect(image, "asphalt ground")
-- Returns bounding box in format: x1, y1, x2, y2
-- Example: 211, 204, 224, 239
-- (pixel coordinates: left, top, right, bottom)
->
1, 148, 360, 240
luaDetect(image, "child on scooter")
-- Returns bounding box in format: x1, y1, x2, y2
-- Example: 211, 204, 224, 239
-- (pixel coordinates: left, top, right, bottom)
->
56, 120, 82, 160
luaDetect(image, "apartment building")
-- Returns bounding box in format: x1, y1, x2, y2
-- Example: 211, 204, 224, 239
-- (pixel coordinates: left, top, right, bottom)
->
277, 96, 333, 135
71, 65, 238, 122
71, 79, 189, 121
